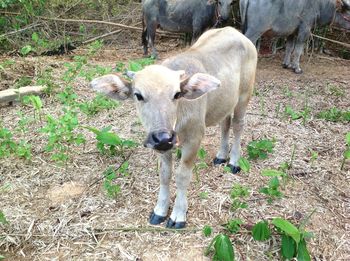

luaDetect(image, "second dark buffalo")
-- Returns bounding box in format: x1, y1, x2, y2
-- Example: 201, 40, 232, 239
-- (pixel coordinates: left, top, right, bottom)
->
240, 0, 350, 74
142, 0, 233, 58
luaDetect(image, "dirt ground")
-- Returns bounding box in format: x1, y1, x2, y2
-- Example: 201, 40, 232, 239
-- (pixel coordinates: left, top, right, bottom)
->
0, 35, 349, 260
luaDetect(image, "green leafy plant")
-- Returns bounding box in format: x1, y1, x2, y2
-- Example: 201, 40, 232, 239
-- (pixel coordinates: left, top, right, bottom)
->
79, 94, 119, 116
230, 184, 250, 210
225, 219, 243, 234
259, 169, 287, 203
0, 124, 31, 160
41, 109, 85, 162
247, 139, 275, 160
22, 95, 43, 119
85, 126, 136, 156
341, 132, 350, 170
285, 105, 311, 125
238, 157, 250, 172
317, 107, 350, 122
272, 218, 311, 260
103, 167, 121, 198
20, 45, 33, 56
205, 234, 235, 261
56, 86, 78, 106
194, 147, 208, 182
199, 191, 209, 199
203, 225, 213, 237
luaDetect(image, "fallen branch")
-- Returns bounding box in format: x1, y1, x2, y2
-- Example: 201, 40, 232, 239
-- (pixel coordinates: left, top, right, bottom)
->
82, 29, 123, 45
311, 33, 350, 49
0, 86, 47, 104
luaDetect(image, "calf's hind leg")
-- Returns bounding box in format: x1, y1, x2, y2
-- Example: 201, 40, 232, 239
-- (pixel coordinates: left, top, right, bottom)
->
213, 115, 232, 165
227, 105, 248, 174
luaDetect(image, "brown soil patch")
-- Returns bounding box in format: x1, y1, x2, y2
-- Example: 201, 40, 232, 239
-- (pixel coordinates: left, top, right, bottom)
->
48, 182, 86, 205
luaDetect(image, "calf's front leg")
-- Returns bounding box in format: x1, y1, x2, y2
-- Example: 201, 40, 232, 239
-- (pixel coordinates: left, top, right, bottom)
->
166, 133, 202, 229
149, 151, 172, 225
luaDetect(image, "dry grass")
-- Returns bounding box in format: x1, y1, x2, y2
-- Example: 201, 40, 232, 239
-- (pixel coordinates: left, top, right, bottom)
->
0, 39, 350, 261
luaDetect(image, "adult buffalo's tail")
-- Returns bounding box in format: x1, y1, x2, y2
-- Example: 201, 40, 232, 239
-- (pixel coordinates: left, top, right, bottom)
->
240, 0, 249, 34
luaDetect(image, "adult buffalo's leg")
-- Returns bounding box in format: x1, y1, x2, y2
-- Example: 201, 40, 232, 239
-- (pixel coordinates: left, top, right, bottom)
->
147, 20, 158, 59
142, 27, 148, 56
291, 26, 310, 74
227, 105, 248, 174
166, 131, 203, 229
214, 115, 232, 165
150, 151, 172, 225
282, 35, 295, 69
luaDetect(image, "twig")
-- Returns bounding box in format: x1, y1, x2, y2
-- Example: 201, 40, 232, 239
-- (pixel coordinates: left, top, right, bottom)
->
0, 23, 42, 38
311, 33, 350, 49
82, 29, 122, 44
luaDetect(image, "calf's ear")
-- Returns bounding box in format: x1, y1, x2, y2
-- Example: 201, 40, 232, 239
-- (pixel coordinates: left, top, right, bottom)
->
180, 73, 220, 100
90, 74, 132, 100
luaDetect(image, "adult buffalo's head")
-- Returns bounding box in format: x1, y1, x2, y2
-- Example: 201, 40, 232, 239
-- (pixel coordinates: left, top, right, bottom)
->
335, 0, 350, 30
90, 65, 220, 152
208, 0, 234, 22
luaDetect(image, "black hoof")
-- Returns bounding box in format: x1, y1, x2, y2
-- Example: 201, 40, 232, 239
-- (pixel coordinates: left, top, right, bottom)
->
282, 63, 289, 69
166, 218, 186, 229
227, 164, 241, 174
149, 211, 167, 225
213, 157, 227, 165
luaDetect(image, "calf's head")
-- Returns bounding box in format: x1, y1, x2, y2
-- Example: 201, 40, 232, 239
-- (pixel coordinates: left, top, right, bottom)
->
90, 65, 220, 152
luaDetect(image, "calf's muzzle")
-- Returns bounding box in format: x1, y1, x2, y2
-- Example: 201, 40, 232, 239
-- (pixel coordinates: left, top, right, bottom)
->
144, 130, 177, 151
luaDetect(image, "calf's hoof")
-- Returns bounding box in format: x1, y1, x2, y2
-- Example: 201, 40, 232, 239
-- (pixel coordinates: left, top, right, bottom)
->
213, 157, 227, 165
149, 211, 167, 225
166, 218, 186, 229
282, 63, 289, 69
294, 68, 303, 74
227, 164, 241, 174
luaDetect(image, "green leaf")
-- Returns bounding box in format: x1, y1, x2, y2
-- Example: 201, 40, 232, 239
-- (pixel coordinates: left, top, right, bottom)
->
197, 147, 207, 160
203, 225, 212, 237
346, 132, 350, 145
262, 169, 286, 177
297, 238, 311, 261
0, 211, 8, 224
226, 219, 243, 234
344, 149, 350, 160
20, 45, 32, 56
238, 157, 250, 172
96, 131, 121, 145
32, 32, 39, 42
272, 218, 301, 244
0, 255, 5, 260
269, 177, 280, 188
281, 234, 296, 259
252, 221, 271, 241
213, 234, 235, 261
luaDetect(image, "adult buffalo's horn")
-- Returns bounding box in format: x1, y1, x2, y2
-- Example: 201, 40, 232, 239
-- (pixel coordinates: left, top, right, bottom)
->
341, 0, 350, 10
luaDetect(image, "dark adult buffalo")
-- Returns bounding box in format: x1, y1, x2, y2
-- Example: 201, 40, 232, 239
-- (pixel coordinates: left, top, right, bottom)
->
142, 0, 233, 58
240, 0, 350, 73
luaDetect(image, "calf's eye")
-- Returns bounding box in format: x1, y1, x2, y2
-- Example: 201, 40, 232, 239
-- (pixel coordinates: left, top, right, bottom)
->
134, 93, 144, 101
173, 92, 183, 100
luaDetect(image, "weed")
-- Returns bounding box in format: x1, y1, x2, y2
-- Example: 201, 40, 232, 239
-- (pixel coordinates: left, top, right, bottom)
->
103, 167, 121, 198
0, 124, 31, 160
341, 132, 350, 170
79, 94, 119, 116
0, 211, 8, 224
41, 109, 85, 162
85, 126, 136, 156
56, 86, 78, 106
203, 225, 213, 237
15, 76, 32, 88
230, 184, 250, 210
199, 191, 209, 199
317, 107, 350, 122
326, 83, 345, 97
225, 219, 243, 234
36, 68, 58, 95
194, 147, 208, 182
247, 139, 275, 160
284, 105, 311, 125
22, 95, 43, 120
260, 169, 287, 203
252, 221, 271, 241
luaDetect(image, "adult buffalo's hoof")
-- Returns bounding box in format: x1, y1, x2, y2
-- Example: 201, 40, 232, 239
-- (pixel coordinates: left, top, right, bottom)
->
282, 63, 289, 69
294, 68, 303, 74
149, 211, 167, 225
166, 218, 186, 229
227, 164, 241, 174
213, 157, 227, 165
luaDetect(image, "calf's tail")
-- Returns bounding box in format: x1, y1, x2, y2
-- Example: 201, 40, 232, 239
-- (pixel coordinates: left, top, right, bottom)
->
240, 0, 249, 34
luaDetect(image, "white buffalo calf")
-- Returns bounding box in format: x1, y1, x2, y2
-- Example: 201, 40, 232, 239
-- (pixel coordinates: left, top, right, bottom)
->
90, 27, 257, 228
